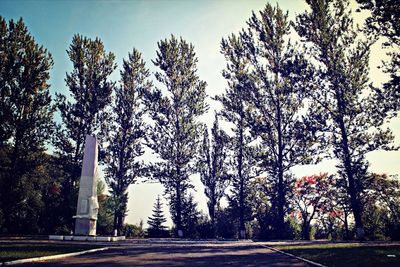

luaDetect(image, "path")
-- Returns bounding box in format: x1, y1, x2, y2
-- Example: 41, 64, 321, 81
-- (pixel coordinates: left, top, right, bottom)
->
21, 241, 310, 266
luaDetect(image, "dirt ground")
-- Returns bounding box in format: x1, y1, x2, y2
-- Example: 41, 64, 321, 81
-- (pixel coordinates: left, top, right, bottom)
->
18, 240, 311, 266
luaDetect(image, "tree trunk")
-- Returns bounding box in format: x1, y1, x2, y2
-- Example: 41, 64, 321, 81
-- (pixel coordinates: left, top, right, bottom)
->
276, 100, 285, 239
344, 210, 350, 240
303, 222, 310, 240
113, 212, 118, 235
238, 116, 245, 239
176, 181, 183, 237
337, 114, 364, 240
210, 197, 216, 237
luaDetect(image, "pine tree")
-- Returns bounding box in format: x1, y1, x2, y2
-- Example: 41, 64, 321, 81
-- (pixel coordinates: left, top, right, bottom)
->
147, 195, 167, 237
54, 34, 116, 229
0, 17, 54, 233
198, 114, 230, 234
143, 35, 208, 237
295, 0, 397, 239
104, 48, 150, 235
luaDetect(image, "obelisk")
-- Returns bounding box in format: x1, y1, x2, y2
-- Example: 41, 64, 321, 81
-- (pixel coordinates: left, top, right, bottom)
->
73, 135, 99, 236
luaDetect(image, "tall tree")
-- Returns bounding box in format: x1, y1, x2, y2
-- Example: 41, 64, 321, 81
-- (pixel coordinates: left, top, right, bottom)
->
169, 191, 200, 238
143, 35, 208, 237
295, 0, 397, 239
0, 17, 54, 233
221, 4, 318, 238
147, 195, 168, 238
356, 0, 400, 113
54, 34, 116, 229
216, 34, 257, 238
103, 48, 150, 235
198, 114, 230, 232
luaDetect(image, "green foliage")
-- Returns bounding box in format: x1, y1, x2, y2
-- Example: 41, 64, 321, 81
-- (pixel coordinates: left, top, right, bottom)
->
103, 48, 149, 235
295, 0, 398, 239
291, 173, 335, 240
54, 34, 116, 230
143, 35, 207, 236
123, 220, 145, 238
219, 3, 318, 238
169, 192, 200, 238
0, 17, 54, 233
147, 195, 169, 238
198, 114, 230, 231
356, 0, 399, 112
215, 208, 237, 239
194, 213, 214, 239
96, 180, 115, 235
216, 29, 258, 238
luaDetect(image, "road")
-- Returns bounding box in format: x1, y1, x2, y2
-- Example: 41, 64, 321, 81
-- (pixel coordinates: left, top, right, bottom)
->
22, 241, 311, 266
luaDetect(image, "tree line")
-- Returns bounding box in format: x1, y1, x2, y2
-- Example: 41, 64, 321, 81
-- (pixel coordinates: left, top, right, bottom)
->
0, 0, 399, 240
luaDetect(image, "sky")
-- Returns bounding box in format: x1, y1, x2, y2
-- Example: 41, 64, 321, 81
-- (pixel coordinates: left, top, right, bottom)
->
2, 0, 399, 228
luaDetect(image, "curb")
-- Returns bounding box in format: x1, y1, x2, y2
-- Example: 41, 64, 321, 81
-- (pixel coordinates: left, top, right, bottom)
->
259, 244, 327, 267
1, 247, 108, 266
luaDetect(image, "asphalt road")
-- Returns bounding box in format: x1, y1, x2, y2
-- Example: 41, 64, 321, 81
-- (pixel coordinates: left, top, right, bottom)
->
22, 241, 311, 266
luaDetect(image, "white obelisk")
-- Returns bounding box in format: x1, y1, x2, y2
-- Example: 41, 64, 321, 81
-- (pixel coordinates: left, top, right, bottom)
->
73, 135, 99, 236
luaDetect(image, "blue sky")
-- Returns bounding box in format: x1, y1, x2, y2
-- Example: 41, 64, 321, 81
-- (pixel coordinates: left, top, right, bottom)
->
2, 0, 399, 227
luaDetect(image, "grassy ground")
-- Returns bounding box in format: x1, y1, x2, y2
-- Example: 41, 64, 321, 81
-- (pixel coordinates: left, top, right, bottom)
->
0, 243, 101, 262
273, 243, 400, 267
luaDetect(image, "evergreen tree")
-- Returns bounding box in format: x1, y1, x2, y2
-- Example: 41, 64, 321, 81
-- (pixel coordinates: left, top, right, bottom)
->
54, 34, 116, 229
198, 114, 230, 233
295, 0, 397, 239
143, 35, 208, 237
0, 17, 54, 233
104, 48, 150, 235
147, 195, 167, 237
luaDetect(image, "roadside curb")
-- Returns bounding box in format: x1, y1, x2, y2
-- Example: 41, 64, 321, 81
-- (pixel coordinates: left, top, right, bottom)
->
259, 244, 327, 267
0, 247, 109, 266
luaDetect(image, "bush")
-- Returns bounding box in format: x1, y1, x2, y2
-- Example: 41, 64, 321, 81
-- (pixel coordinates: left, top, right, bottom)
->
216, 209, 236, 239
123, 221, 145, 238
195, 214, 214, 239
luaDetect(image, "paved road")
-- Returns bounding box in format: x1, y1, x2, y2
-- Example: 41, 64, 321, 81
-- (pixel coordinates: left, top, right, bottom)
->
22, 241, 310, 266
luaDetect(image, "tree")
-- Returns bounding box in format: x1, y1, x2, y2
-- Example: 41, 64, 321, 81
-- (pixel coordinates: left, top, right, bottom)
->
0, 17, 54, 233
169, 192, 200, 238
54, 34, 116, 229
103, 48, 149, 235
216, 33, 257, 238
356, 0, 400, 121
220, 3, 318, 238
198, 114, 230, 233
295, 0, 397, 239
143, 35, 208, 237
147, 195, 168, 238
291, 173, 334, 240
361, 173, 400, 239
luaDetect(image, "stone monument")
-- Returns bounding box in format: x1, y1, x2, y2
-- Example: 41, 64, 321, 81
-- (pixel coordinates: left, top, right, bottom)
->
73, 135, 99, 236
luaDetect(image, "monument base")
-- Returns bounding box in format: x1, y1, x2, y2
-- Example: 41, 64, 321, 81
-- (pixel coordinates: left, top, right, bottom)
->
74, 218, 97, 236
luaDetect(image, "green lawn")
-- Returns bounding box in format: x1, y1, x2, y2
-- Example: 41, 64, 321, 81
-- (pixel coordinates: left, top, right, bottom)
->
0, 243, 101, 262
273, 243, 400, 267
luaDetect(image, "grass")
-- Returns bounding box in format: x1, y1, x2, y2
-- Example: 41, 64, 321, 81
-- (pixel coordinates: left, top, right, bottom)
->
273, 243, 400, 267
0, 243, 101, 262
